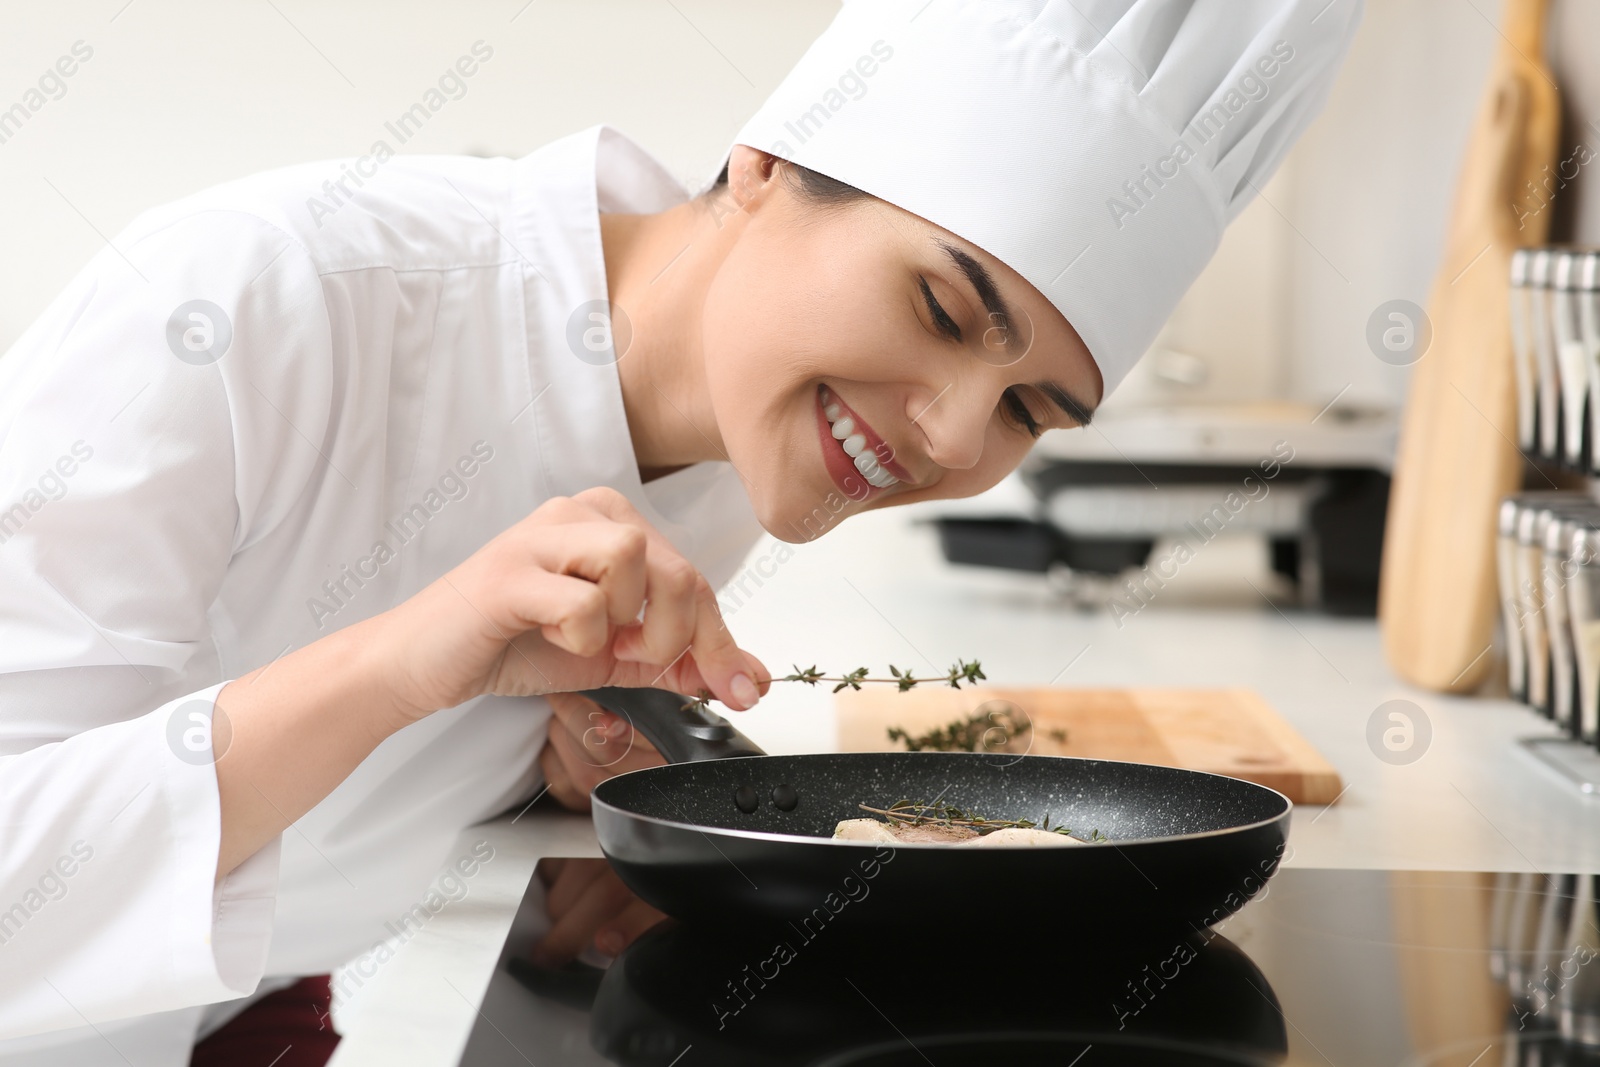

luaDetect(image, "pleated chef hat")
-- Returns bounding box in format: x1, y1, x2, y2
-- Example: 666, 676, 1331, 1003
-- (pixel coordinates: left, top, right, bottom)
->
704, 0, 1363, 398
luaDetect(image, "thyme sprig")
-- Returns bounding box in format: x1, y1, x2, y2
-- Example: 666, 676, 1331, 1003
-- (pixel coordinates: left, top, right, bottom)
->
859, 799, 1107, 842
680, 659, 986, 712
786, 659, 987, 693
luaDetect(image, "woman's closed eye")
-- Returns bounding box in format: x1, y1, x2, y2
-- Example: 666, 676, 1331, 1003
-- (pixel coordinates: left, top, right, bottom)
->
921, 275, 1047, 438
918, 276, 962, 341
1003, 388, 1043, 437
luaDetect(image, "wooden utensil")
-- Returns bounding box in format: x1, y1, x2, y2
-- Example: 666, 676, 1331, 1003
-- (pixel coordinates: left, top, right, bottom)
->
834, 686, 1343, 805
1378, 0, 1560, 692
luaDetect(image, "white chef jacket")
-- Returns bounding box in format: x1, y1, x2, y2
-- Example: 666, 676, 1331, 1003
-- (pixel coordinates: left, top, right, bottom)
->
0, 123, 763, 1063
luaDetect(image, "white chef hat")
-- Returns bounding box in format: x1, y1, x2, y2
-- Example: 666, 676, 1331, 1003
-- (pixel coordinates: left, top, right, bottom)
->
705, 0, 1363, 398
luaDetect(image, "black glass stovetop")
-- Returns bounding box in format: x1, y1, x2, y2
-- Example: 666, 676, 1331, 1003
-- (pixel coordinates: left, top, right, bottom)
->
459, 860, 1600, 1066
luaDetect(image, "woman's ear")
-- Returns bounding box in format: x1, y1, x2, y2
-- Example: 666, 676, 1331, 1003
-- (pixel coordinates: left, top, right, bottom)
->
723, 144, 784, 213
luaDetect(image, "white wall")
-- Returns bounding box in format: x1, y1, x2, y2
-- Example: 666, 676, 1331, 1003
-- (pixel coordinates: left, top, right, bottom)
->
0, 0, 837, 350
1110, 0, 1498, 413
1283, 0, 1498, 412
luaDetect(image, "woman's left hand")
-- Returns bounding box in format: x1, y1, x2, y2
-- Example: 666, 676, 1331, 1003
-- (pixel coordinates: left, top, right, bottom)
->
538, 691, 665, 812
528, 857, 666, 967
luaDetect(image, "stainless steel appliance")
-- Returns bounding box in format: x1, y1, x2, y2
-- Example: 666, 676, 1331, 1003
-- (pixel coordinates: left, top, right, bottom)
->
930, 403, 1396, 616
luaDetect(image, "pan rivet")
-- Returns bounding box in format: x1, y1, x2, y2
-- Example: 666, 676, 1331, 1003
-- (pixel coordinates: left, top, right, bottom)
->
770, 784, 799, 811
733, 785, 760, 814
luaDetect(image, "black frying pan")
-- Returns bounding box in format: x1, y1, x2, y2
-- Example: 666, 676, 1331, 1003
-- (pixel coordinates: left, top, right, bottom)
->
581, 687, 1291, 937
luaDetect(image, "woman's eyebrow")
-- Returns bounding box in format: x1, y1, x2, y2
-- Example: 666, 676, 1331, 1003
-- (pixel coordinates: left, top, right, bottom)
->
935, 239, 1096, 427
1037, 381, 1095, 427
936, 240, 1019, 353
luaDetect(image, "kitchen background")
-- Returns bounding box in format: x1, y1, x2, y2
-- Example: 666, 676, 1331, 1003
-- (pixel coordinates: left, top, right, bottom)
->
5, 1, 1600, 730
8, 5, 1600, 1064
2, 2, 1598, 403
5, 0, 1600, 735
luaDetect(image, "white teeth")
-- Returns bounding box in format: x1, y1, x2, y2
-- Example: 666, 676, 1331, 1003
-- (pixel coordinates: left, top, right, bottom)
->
820, 389, 900, 489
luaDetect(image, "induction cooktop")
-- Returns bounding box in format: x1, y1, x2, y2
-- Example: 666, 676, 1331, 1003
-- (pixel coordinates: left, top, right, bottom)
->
457, 859, 1600, 1066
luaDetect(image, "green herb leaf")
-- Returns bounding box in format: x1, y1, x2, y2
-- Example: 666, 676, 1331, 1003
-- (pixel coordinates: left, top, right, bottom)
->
884, 703, 1029, 753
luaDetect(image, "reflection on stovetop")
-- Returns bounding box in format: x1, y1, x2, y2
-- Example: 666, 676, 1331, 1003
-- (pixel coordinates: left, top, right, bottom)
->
459, 862, 1600, 1067
530, 920, 1281, 1065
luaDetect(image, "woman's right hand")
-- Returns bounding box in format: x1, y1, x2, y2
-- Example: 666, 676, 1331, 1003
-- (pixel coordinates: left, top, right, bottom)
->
374, 486, 768, 726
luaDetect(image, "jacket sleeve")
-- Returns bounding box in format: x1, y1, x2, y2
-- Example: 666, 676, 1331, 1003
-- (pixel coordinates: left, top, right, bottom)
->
0, 207, 334, 1038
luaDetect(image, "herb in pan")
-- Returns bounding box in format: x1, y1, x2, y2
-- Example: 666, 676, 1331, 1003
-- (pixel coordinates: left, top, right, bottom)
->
863, 799, 1104, 839
681, 659, 987, 713
865, 799, 1075, 834
835, 799, 1110, 846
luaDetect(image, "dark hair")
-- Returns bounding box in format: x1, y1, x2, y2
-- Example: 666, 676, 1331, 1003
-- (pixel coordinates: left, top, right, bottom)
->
709, 157, 872, 208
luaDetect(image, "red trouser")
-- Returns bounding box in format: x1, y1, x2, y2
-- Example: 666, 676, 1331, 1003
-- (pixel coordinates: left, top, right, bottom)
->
189, 975, 341, 1067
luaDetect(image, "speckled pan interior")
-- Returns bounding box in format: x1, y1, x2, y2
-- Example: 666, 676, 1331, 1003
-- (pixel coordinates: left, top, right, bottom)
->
593, 751, 1287, 842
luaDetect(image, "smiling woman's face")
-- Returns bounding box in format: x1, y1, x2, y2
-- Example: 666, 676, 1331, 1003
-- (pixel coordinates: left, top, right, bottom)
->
700, 147, 1103, 543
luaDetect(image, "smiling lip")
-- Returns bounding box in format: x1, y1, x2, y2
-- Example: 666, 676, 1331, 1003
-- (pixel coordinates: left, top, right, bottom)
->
822, 386, 915, 483
814, 385, 916, 499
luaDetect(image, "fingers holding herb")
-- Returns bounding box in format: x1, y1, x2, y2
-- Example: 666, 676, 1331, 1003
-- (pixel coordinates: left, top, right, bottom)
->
570, 488, 766, 711
378, 486, 768, 724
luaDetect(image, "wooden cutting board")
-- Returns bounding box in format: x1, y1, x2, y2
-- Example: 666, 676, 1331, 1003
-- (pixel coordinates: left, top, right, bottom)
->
1377, 0, 1559, 692
834, 686, 1343, 805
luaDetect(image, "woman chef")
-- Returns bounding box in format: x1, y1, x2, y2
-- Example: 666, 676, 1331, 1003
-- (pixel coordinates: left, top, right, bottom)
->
0, 0, 1360, 1062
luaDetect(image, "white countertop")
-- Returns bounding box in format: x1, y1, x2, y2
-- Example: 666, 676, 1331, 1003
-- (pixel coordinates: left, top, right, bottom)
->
327, 482, 1600, 1066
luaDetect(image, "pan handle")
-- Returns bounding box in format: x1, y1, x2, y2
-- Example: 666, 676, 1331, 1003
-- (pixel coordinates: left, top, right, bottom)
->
577, 687, 767, 764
